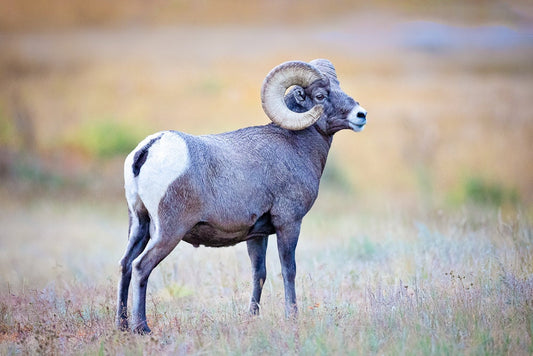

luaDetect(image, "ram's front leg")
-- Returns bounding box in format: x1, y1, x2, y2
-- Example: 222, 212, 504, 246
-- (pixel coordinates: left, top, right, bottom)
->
275, 221, 301, 318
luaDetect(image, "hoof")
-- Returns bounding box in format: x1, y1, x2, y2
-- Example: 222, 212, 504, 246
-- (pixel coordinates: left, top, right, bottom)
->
133, 323, 152, 335
117, 322, 129, 332
116, 318, 129, 332
249, 305, 261, 316
284, 307, 298, 321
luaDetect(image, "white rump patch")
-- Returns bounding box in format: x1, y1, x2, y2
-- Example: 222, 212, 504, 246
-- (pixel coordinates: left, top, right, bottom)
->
135, 131, 190, 220
124, 132, 164, 212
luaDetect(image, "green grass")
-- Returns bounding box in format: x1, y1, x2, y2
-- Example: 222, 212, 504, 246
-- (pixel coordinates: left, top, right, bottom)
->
462, 176, 519, 207
0, 196, 531, 355
66, 119, 146, 159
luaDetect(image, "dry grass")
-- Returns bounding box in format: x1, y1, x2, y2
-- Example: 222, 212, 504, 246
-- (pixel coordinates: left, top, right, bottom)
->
0, 195, 532, 354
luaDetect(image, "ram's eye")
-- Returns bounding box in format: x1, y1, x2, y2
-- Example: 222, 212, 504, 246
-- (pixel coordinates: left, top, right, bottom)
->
315, 94, 325, 101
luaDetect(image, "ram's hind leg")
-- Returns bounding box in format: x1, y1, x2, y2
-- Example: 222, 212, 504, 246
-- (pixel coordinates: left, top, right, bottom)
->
247, 236, 269, 315
130, 221, 187, 334
116, 210, 150, 331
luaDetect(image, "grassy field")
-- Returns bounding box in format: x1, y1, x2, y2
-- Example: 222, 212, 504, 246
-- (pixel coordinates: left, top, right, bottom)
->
0, 194, 531, 354
1, 1, 533, 354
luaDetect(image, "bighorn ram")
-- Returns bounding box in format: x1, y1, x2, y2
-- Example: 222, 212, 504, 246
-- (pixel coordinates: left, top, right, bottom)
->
117, 59, 367, 333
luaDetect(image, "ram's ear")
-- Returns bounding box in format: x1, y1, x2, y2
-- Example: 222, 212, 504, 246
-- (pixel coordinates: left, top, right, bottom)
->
292, 86, 306, 105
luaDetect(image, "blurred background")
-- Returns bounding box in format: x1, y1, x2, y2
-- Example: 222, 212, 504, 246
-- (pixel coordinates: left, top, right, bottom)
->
0, 0, 532, 287
1, 0, 532, 208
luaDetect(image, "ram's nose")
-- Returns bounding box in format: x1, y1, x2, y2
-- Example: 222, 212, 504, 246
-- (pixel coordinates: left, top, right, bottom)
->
356, 108, 367, 120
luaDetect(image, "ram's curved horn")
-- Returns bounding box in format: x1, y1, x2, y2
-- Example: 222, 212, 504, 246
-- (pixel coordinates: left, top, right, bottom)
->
310, 59, 339, 86
261, 61, 325, 130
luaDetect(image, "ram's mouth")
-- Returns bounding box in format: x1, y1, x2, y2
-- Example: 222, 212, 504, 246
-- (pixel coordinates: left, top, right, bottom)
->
347, 107, 367, 132
349, 121, 366, 132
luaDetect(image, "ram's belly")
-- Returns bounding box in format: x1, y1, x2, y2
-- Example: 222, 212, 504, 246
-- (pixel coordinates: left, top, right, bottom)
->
182, 213, 275, 248
182, 223, 249, 247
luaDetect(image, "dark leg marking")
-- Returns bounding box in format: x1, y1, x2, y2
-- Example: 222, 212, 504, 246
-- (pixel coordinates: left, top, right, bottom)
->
116, 211, 150, 331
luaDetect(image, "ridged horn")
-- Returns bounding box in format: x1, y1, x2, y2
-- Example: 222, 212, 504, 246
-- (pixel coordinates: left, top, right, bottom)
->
310, 59, 339, 86
261, 61, 325, 130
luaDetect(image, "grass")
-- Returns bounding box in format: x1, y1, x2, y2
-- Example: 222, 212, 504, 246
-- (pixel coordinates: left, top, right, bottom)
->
462, 176, 519, 207
64, 119, 146, 159
0, 195, 531, 355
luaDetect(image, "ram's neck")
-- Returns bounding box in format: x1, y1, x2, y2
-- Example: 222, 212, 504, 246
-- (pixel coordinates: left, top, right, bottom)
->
295, 126, 333, 179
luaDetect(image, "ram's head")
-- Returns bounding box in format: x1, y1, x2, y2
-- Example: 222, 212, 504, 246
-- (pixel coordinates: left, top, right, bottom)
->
261, 59, 367, 134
